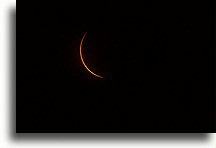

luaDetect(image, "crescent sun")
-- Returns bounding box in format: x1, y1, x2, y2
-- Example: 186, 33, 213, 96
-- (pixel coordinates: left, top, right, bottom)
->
80, 32, 104, 79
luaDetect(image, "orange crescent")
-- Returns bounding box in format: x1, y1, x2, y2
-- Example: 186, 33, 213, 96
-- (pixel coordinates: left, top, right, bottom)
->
80, 32, 104, 78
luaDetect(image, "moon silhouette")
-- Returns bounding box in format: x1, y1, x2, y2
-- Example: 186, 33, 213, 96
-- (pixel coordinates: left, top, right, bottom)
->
80, 32, 104, 79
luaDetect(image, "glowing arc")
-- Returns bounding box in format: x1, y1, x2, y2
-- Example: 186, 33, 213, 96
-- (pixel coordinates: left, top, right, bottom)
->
80, 32, 104, 78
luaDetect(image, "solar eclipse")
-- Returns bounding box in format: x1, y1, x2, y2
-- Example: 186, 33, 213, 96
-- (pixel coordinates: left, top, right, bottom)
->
17, 5, 215, 133
80, 32, 104, 79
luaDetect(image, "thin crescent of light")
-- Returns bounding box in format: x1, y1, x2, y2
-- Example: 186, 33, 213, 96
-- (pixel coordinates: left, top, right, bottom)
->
80, 32, 104, 79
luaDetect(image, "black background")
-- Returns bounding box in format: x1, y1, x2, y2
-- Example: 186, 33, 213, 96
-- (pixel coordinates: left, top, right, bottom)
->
17, 1, 215, 132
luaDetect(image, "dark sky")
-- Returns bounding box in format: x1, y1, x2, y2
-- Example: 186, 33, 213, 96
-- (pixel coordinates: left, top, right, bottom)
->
18, 1, 215, 132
